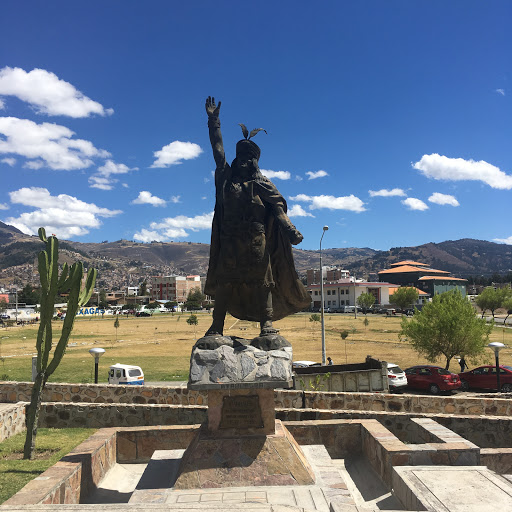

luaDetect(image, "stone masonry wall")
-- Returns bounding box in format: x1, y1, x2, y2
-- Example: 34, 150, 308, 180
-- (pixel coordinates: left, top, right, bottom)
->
0, 402, 25, 442
2, 381, 511, 418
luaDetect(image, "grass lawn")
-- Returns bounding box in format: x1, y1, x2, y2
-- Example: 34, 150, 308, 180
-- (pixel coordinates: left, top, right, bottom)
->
0, 311, 510, 383
0, 428, 94, 504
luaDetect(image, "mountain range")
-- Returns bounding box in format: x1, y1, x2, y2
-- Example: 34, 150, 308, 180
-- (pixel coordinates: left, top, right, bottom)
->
1, 222, 511, 288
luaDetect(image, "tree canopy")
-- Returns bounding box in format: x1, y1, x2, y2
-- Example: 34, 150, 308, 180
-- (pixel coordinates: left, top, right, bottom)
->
184, 288, 206, 310
357, 292, 375, 312
390, 287, 419, 311
475, 287, 511, 318
400, 290, 492, 370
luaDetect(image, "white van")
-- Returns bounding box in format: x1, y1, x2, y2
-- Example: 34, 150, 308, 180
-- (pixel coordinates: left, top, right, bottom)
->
108, 363, 144, 385
340, 305, 355, 313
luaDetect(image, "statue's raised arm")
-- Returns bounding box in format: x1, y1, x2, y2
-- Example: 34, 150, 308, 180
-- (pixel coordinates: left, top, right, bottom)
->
205, 96, 226, 169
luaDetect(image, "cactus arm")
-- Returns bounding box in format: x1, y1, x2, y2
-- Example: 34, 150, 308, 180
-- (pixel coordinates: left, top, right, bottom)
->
57, 263, 69, 291
38, 251, 49, 292
79, 268, 97, 307
47, 237, 59, 295
38, 227, 47, 243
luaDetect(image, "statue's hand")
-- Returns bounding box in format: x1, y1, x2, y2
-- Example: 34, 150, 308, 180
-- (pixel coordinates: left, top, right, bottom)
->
288, 227, 303, 245
205, 96, 221, 117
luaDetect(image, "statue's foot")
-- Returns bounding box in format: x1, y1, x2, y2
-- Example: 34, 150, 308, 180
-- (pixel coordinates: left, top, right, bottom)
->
205, 329, 223, 337
259, 326, 279, 337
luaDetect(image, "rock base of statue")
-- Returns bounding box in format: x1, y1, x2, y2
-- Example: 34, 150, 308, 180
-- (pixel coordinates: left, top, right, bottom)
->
188, 333, 294, 390
172, 388, 315, 489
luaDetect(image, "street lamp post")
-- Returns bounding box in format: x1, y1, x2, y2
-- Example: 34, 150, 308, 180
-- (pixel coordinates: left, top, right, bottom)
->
320, 226, 329, 366
89, 347, 105, 384
488, 342, 505, 392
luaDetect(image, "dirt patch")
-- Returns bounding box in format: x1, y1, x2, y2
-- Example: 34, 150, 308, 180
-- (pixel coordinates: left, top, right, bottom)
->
2, 449, 59, 461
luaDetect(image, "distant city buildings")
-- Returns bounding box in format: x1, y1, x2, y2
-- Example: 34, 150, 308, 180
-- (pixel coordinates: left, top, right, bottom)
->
150, 275, 204, 303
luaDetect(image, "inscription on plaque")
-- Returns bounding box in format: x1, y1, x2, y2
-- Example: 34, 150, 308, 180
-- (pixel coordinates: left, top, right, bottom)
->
219, 395, 264, 429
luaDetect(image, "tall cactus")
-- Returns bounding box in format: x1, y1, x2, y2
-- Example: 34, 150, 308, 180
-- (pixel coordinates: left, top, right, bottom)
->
23, 228, 97, 459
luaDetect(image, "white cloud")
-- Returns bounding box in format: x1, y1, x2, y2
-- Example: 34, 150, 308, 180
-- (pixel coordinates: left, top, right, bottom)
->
89, 160, 138, 190
260, 169, 291, 180
1, 157, 16, 166
369, 188, 406, 197
306, 170, 328, 180
134, 211, 214, 242
98, 160, 138, 176
0, 67, 113, 117
151, 212, 213, 231
288, 204, 315, 218
131, 191, 167, 207
6, 187, 121, 238
89, 176, 116, 191
133, 229, 169, 243
151, 141, 202, 168
496, 88, 505, 96
170, 195, 181, 203
493, 236, 512, 244
289, 194, 366, 212
402, 197, 429, 211
0, 203, 8, 210
413, 153, 512, 190
0, 117, 110, 170
428, 192, 460, 206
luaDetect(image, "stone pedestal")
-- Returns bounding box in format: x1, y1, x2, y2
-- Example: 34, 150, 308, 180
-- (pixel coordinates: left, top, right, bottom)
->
172, 333, 314, 489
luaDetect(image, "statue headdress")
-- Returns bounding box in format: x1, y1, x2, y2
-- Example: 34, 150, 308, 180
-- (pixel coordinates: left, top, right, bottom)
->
236, 124, 267, 161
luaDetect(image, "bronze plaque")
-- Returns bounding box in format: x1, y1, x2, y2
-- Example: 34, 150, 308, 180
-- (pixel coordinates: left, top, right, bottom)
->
219, 395, 264, 429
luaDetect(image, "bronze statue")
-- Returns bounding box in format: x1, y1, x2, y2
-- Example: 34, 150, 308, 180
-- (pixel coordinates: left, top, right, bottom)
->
204, 96, 310, 338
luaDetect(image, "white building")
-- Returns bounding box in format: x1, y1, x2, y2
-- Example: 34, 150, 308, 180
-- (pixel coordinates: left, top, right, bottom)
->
307, 278, 396, 310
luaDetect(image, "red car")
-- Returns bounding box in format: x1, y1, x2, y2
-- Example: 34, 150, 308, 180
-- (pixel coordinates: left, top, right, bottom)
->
459, 365, 512, 393
404, 365, 462, 394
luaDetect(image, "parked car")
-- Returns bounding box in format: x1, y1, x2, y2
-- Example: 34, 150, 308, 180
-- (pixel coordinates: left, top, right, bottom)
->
108, 363, 144, 385
387, 363, 407, 392
0, 314, 10, 319
136, 311, 151, 317
459, 365, 512, 393
404, 365, 461, 394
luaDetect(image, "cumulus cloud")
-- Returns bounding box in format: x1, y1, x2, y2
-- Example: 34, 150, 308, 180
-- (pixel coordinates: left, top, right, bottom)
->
6, 187, 121, 238
369, 188, 406, 197
289, 194, 366, 212
170, 195, 181, 203
402, 197, 429, 211
306, 170, 328, 180
428, 192, 460, 206
134, 212, 214, 242
151, 141, 202, 168
88, 160, 138, 190
1, 157, 16, 166
88, 176, 116, 191
413, 153, 512, 190
288, 204, 315, 217
496, 89, 505, 96
260, 169, 291, 180
0, 203, 8, 210
0, 67, 113, 117
493, 236, 512, 244
0, 117, 110, 170
131, 191, 167, 207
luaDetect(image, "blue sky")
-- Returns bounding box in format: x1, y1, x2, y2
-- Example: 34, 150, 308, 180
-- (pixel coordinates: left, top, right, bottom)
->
0, 1, 511, 251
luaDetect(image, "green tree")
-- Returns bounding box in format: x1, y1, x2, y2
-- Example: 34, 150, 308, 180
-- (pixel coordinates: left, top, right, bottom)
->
309, 313, 320, 323
185, 288, 205, 310
0, 297, 7, 311
390, 287, 419, 312
139, 281, 148, 296
18, 284, 40, 305
165, 300, 178, 310
114, 315, 120, 342
24, 228, 96, 459
186, 313, 199, 338
98, 288, 107, 309
399, 290, 492, 370
475, 287, 511, 319
146, 302, 161, 310
503, 296, 512, 326
357, 292, 375, 313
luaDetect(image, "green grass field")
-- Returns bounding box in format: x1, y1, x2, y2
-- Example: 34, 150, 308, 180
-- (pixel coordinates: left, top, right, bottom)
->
0, 428, 93, 504
0, 311, 510, 383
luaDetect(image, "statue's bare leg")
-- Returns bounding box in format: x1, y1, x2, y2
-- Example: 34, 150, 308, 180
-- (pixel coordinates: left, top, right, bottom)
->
259, 287, 278, 336
206, 284, 231, 336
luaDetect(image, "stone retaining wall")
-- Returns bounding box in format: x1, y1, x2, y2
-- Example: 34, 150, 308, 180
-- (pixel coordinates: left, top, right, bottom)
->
2, 381, 511, 418
0, 402, 25, 442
